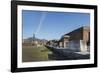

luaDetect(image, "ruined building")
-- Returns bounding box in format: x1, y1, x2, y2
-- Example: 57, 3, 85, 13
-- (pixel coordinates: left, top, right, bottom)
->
58, 26, 90, 52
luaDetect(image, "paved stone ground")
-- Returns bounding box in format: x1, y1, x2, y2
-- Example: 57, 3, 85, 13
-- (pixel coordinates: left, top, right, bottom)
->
46, 46, 90, 60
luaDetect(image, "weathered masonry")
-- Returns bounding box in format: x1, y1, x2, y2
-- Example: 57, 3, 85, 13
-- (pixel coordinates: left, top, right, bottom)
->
58, 26, 90, 52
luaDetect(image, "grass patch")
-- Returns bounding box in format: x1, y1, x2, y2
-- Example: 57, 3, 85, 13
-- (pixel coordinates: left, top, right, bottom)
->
22, 46, 51, 62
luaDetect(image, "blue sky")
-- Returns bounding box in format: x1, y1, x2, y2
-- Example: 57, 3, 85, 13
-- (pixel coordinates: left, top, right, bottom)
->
22, 10, 90, 40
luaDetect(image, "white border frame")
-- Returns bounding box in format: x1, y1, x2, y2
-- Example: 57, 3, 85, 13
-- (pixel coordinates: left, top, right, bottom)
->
17, 5, 94, 68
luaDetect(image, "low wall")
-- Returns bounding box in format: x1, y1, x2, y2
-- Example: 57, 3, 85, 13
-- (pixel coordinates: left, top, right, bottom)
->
69, 40, 88, 52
